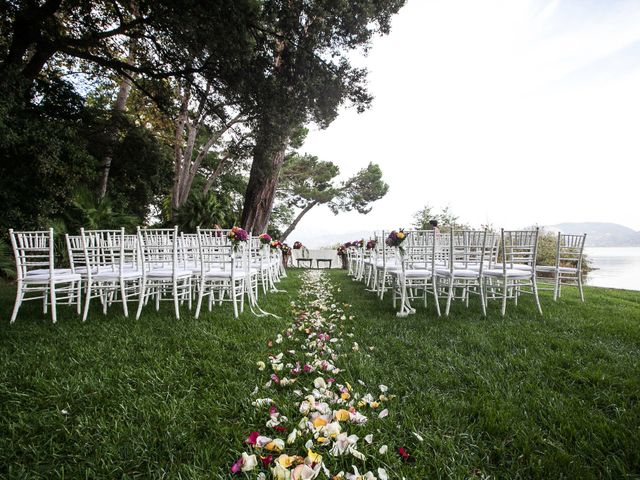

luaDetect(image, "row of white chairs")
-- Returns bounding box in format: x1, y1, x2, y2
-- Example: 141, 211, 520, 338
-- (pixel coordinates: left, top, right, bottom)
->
8, 227, 286, 324
347, 228, 586, 317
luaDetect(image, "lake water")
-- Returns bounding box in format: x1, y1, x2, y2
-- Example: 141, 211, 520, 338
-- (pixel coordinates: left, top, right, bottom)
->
584, 247, 640, 291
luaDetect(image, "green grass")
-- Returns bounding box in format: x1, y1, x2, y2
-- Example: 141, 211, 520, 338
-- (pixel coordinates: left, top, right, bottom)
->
1, 270, 639, 479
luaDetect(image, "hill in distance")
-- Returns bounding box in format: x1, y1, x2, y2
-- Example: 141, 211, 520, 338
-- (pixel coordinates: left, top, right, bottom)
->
547, 222, 640, 247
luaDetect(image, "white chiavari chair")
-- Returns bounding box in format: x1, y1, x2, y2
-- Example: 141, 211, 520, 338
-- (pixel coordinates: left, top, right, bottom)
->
484, 228, 543, 316
389, 230, 440, 317
136, 226, 192, 320
80, 228, 142, 321
195, 227, 246, 319
9, 228, 82, 323
537, 233, 587, 301
434, 230, 488, 316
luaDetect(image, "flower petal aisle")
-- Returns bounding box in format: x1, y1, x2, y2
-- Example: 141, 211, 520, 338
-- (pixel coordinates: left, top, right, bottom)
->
231, 271, 394, 479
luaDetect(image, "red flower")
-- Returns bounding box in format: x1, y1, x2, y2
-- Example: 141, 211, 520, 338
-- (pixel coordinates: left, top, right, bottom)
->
244, 431, 260, 446
398, 447, 415, 462
260, 455, 273, 467
273, 425, 287, 433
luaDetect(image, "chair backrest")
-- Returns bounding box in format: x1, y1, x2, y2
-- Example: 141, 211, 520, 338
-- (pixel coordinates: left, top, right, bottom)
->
556, 233, 587, 270
81, 228, 135, 276
137, 226, 178, 273
402, 230, 436, 271
9, 228, 55, 280
197, 227, 236, 274
179, 232, 200, 269
500, 228, 539, 270
66, 233, 86, 273
446, 230, 487, 272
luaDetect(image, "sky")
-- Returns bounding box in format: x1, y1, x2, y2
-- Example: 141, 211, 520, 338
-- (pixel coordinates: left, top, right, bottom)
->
293, 0, 640, 247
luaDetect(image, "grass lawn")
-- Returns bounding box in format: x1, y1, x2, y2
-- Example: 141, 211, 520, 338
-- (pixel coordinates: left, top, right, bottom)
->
0, 270, 639, 478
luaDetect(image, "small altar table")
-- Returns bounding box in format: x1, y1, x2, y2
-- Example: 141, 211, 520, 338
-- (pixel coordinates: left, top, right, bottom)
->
296, 258, 313, 268
316, 259, 332, 269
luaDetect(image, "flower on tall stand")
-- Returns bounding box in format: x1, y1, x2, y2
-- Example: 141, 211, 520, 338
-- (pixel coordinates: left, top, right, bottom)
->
337, 244, 348, 269
386, 229, 408, 255
270, 240, 282, 250
280, 243, 291, 269
228, 226, 249, 251
259, 233, 272, 246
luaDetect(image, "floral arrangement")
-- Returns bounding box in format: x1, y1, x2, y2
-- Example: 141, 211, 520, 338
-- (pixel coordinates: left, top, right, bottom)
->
228, 226, 249, 248
352, 239, 364, 248
343, 241, 352, 249
259, 233, 272, 245
281, 243, 291, 255
366, 239, 377, 250
270, 240, 282, 250
293, 241, 304, 250
385, 229, 407, 248
336, 244, 347, 255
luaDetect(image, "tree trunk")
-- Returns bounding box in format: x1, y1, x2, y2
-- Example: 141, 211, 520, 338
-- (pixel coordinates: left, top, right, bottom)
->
241, 128, 289, 234
280, 200, 318, 242
97, 52, 135, 200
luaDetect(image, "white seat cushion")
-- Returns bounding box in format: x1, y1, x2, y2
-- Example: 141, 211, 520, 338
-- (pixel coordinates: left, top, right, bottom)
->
94, 270, 142, 280
435, 268, 480, 278
146, 268, 193, 278
27, 268, 72, 276
202, 269, 246, 278
23, 272, 81, 283
484, 268, 532, 278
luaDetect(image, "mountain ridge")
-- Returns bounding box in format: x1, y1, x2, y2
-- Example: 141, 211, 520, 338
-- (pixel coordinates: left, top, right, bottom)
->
546, 222, 640, 247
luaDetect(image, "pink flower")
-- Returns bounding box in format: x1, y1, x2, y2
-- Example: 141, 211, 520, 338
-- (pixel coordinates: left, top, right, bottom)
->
303, 364, 313, 373
245, 431, 260, 446
269, 405, 278, 416
270, 373, 280, 384
231, 456, 243, 474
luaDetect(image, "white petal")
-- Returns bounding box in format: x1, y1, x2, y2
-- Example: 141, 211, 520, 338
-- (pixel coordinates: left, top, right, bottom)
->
364, 434, 373, 444
378, 409, 389, 419
377, 468, 389, 480
379, 444, 388, 455
378, 384, 388, 393
413, 431, 424, 442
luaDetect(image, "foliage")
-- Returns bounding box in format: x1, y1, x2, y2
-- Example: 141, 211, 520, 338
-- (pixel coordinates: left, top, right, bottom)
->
175, 190, 238, 233
0, 76, 97, 232
0, 239, 16, 280
61, 188, 139, 233
412, 204, 469, 232
329, 163, 389, 214
274, 156, 388, 239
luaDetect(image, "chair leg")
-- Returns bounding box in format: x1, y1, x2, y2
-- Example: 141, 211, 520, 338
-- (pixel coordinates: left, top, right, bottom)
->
50, 281, 57, 324
120, 280, 129, 317
10, 282, 24, 324
577, 273, 585, 302
173, 282, 180, 319
195, 279, 205, 319
232, 283, 239, 318
553, 272, 560, 301
532, 278, 543, 315
136, 278, 146, 320
501, 280, 508, 316
479, 280, 487, 317
82, 280, 93, 322
445, 277, 454, 316
433, 278, 441, 317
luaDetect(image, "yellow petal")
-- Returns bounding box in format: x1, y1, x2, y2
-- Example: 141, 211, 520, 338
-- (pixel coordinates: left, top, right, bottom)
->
307, 448, 322, 463
312, 417, 328, 428
334, 409, 350, 422
341, 392, 350, 401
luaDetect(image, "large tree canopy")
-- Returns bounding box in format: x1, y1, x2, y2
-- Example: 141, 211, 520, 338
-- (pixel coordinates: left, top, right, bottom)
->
239, 0, 406, 233
274, 154, 388, 240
